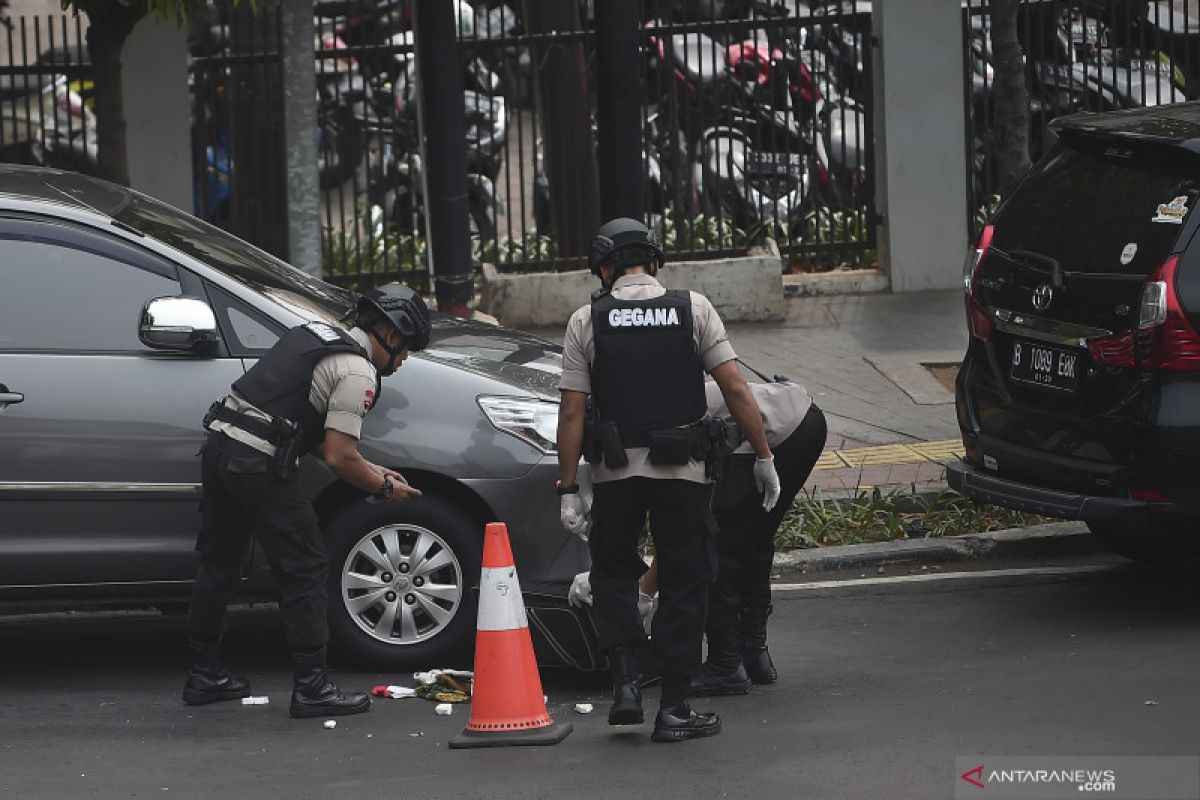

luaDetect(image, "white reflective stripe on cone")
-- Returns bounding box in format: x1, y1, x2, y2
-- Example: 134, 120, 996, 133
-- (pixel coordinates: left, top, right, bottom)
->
477, 566, 528, 631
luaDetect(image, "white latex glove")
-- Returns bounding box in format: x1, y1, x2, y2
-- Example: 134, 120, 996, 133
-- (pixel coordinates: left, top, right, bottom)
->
560, 492, 590, 537
638, 591, 658, 636
568, 571, 593, 607
754, 456, 782, 512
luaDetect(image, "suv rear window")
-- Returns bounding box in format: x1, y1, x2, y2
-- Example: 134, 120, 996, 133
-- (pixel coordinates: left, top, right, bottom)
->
994, 140, 1200, 276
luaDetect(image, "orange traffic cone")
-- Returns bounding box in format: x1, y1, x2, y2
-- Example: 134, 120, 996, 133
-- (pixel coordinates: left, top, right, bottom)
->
449, 522, 573, 749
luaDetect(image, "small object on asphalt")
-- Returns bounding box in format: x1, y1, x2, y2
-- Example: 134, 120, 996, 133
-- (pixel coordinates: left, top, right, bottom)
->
434, 703, 453, 716
324, 720, 337, 729
366, 734, 373, 738
574, 703, 594, 714
877, 566, 885, 575
371, 684, 417, 699
409, 731, 425, 737
1145, 700, 1159, 706
240, 696, 270, 705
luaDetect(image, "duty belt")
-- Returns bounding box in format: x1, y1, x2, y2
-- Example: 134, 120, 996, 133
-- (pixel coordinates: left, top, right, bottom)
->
203, 400, 299, 445
618, 423, 711, 452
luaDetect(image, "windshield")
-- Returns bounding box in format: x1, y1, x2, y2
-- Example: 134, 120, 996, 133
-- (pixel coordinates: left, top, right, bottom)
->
994, 140, 1200, 275
111, 192, 355, 321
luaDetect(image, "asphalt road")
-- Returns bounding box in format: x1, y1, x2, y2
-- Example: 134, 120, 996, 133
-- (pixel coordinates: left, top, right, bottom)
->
2, 557, 1198, 800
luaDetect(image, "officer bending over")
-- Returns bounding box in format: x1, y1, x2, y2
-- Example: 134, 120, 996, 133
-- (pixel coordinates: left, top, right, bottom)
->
691, 377, 827, 695
556, 218, 780, 743
184, 284, 430, 719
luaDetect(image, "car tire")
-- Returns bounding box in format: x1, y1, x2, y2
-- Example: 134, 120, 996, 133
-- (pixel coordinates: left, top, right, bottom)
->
325, 497, 481, 669
1085, 521, 1199, 563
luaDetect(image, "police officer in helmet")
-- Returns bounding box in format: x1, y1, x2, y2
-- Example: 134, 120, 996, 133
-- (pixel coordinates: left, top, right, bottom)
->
556, 218, 781, 743
184, 283, 430, 719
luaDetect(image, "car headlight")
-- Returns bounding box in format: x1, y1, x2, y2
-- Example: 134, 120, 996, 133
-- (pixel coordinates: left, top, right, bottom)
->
477, 395, 559, 454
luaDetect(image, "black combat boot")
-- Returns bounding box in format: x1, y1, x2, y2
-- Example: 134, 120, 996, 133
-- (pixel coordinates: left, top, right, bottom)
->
652, 700, 721, 743
289, 648, 371, 719
689, 655, 753, 697
739, 602, 778, 685
653, 674, 721, 742
690, 594, 752, 697
182, 639, 251, 705
607, 645, 644, 725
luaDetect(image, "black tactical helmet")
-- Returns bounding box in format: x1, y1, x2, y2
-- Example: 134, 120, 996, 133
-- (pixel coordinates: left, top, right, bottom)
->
588, 217, 665, 277
356, 283, 431, 352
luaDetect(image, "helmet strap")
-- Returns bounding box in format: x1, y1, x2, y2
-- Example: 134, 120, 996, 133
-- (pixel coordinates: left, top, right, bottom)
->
370, 325, 406, 373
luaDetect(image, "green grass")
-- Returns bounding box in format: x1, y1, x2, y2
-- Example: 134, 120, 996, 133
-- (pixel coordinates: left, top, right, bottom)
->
776, 486, 1052, 550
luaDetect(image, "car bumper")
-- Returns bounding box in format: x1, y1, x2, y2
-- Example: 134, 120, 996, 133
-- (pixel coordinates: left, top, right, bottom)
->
945, 460, 1169, 527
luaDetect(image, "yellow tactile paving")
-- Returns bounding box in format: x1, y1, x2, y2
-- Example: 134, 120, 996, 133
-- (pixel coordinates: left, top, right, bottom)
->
910, 440, 966, 461
814, 452, 847, 471
811, 439, 964, 471
837, 444, 927, 467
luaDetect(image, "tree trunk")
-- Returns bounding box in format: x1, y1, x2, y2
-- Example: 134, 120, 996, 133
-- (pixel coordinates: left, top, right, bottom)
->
81, 2, 146, 186
990, 0, 1031, 197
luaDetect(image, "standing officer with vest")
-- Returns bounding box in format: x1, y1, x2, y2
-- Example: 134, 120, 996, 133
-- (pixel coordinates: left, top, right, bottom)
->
556, 218, 781, 743
183, 283, 431, 719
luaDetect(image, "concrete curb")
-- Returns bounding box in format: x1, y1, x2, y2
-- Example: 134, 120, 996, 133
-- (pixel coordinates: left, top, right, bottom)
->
774, 521, 1102, 575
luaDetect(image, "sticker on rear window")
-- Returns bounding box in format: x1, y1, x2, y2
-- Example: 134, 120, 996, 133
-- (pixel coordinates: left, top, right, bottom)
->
1120, 242, 1138, 265
1152, 196, 1190, 224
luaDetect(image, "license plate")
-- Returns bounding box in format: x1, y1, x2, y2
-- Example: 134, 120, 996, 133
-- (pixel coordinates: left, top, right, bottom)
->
744, 151, 804, 179
1010, 339, 1079, 393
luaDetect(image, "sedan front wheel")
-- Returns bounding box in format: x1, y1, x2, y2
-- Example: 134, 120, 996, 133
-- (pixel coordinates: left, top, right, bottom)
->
325, 497, 481, 669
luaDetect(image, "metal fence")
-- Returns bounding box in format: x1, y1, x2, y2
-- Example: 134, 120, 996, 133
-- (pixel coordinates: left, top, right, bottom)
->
0, 13, 96, 176
309, 0, 876, 284
964, 0, 1197, 239
0, 2, 877, 289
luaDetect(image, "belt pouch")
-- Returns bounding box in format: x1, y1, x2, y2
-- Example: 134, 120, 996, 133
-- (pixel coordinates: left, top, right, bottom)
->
647, 428, 692, 466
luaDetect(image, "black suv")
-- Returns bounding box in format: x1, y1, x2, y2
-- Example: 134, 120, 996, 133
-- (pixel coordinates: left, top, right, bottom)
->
948, 103, 1200, 560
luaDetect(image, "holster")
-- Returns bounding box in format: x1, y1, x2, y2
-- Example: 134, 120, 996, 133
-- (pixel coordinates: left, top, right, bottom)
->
702, 418, 730, 482
268, 416, 300, 480
595, 420, 629, 468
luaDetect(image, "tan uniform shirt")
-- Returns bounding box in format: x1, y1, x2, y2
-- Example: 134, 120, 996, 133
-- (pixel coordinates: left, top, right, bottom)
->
209, 326, 378, 456
560, 273, 737, 484
704, 379, 813, 454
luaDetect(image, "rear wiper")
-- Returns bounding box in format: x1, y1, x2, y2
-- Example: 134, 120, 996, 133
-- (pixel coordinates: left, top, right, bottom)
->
1009, 249, 1064, 289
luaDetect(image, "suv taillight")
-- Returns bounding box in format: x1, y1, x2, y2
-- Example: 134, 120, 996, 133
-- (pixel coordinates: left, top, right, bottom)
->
1087, 255, 1200, 370
964, 224, 995, 341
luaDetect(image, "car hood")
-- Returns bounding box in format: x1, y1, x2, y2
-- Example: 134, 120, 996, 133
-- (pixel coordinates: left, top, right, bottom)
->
414, 316, 563, 401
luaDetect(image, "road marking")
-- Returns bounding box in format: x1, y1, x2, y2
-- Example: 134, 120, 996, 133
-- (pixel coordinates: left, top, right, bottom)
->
773, 564, 1116, 591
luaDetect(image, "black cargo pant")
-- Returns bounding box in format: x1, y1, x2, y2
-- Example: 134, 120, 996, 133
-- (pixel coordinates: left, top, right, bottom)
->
188, 432, 329, 654
589, 476, 715, 705
709, 404, 827, 653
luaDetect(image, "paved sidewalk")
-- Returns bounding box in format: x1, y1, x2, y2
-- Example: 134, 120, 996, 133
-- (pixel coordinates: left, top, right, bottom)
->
522, 287, 968, 496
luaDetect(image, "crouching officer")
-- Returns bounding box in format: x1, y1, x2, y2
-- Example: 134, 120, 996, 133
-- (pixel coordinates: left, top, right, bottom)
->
690, 377, 827, 696
183, 283, 430, 719
556, 218, 780, 743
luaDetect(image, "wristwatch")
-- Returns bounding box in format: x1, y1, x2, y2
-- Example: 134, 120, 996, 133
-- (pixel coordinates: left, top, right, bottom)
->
555, 481, 579, 496
376, 477, 394, 500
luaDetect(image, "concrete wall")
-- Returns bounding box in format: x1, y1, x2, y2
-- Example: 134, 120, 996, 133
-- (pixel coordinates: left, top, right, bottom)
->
122, 16, 192, 212
873, 1, 969, 292
478, 252, 785, 329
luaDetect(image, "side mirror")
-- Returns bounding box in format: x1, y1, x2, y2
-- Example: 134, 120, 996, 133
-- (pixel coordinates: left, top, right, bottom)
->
139, 296, 221, 352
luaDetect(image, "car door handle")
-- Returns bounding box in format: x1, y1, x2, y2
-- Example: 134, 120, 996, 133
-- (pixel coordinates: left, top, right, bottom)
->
0, 384, 24, 405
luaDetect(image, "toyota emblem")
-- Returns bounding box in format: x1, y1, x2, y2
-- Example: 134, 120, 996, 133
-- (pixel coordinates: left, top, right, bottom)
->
1032, 284, 1054, 311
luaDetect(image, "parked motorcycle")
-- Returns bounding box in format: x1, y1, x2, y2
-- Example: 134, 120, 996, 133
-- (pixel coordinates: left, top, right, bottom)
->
363, 25, 508, 239
0, 69, 97, 174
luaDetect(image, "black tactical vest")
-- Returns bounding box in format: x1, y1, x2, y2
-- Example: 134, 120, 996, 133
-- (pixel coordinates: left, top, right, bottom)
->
232, 322, 373, 456
590, 289, 706, 438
